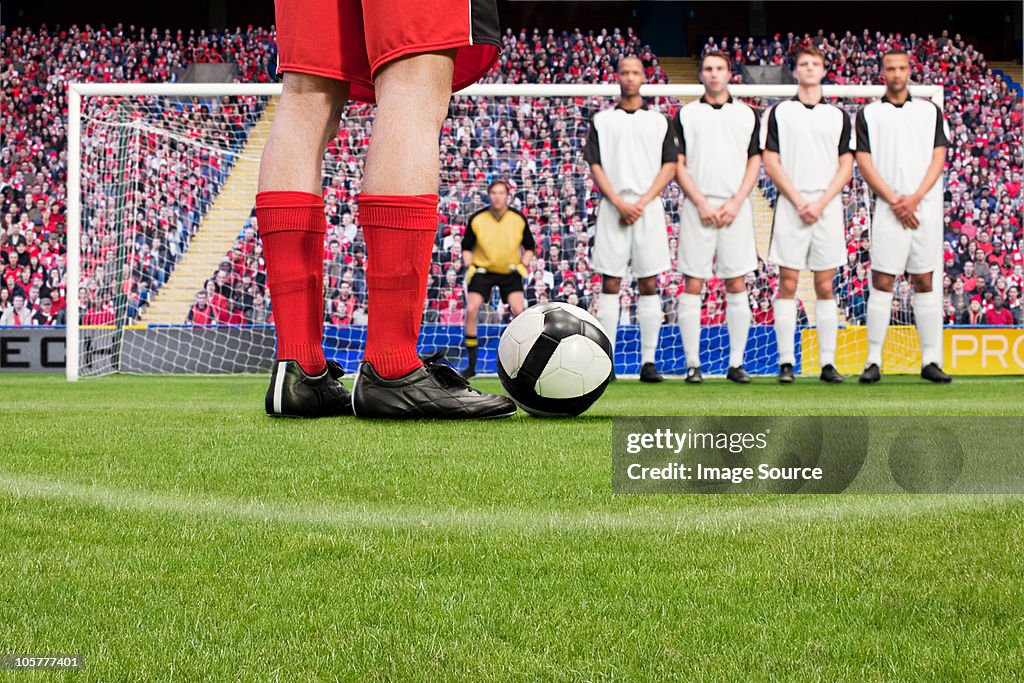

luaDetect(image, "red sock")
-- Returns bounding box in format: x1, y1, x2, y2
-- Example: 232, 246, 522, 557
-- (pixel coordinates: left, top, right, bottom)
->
255, 190, 327, 376
359, 193, 437, 379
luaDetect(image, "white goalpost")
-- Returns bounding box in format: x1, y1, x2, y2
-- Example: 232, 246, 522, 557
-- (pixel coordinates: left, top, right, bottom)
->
66, 82, 945, 380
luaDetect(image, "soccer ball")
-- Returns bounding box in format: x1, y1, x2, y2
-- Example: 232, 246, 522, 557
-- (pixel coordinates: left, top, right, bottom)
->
497, 302, 614, 417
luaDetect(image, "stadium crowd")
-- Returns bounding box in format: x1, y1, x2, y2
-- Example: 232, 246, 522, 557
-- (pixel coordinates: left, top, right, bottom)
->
1, 23, 1021, 332
1, 23, 278, 327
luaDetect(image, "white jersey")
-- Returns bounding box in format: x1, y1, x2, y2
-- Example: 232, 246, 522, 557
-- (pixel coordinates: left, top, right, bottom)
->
855, 94, 949, 201
583, 103, 677, 196
765, 96, 853, 272
585, 102, 677, 279
764, 97, 852, 192
674, 96, 761, 199
857, 94, 950, 276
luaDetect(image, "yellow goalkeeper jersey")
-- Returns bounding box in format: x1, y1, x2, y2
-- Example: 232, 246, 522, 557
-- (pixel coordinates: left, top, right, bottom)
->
463, 207, 536, 271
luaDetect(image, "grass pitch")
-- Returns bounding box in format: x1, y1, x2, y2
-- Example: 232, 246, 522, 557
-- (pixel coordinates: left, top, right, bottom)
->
1, 374, 1023, 681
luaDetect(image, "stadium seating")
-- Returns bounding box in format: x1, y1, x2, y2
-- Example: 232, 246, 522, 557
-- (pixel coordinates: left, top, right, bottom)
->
1, 24, 276, 325
1, 24, 1020, 330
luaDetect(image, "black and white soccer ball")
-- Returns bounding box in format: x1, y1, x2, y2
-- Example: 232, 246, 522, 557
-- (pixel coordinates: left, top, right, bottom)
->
497, 302, 614, 417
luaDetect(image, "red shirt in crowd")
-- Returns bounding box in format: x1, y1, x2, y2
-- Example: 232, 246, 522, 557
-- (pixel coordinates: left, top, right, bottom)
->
752, 307, 775, 326
187, 303, 216, 325
986, 307, 1014, 325
701, 308, 726, 326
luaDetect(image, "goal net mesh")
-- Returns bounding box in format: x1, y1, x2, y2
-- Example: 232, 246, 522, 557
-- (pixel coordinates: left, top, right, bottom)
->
70, 85, 945, 378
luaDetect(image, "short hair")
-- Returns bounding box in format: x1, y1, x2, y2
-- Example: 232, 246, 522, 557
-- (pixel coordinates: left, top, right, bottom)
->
487, 179, 509, 193
618, 55, 643, 71
796, 47, 825, 64
701, 51, 731, 71
882, 48, 910, 62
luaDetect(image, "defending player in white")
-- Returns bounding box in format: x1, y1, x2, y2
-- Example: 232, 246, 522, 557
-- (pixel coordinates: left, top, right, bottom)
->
763, 47, 853, 384
584, 56, 678, 382
855, 49, 952, 384
674, 51, 762, 384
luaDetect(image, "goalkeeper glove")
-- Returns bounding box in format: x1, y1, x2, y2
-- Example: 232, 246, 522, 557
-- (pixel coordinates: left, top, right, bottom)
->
466, 265, 477, 286
512, 263, 528, 277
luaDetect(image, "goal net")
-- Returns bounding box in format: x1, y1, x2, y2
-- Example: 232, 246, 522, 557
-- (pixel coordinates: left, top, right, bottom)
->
67, 82, 948, 380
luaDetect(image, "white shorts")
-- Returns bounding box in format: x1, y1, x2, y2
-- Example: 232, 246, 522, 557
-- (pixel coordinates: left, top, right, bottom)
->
591, 195, 671, 279
678, 196, 758, 280
869, 196, 943, 275
768, 191, 846, 272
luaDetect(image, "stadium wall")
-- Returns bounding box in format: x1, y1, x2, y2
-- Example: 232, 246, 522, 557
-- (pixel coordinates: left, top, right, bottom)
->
9, 326, 1023, 376
0, 328, 66, 373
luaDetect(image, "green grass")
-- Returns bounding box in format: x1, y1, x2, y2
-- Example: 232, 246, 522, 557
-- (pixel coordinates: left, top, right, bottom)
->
1, 375, 1022, 681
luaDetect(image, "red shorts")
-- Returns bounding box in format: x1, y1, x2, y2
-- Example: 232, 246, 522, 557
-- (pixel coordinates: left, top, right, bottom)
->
275, 0, 501, 103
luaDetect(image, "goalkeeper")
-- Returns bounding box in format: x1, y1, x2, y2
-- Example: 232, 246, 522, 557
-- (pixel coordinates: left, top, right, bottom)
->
461, 180, 535, 378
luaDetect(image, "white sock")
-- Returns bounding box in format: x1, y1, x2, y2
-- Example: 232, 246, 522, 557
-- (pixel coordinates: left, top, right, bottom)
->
637, 295, 662, 366
913, 290, 942, 367
866, 287, 894, 367
677, 293, 702, 368
726, 292, 751, 369
773, 297, 797, 366
596, 292, 620, 354
815, 298, 839, 368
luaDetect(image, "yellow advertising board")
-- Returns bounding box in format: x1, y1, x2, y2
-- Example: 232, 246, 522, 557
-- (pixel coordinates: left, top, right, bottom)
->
801, 327, 1024, 375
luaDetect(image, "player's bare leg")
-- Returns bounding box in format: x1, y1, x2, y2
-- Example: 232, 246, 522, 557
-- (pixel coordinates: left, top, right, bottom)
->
464, 289, 527, 379
677, 275, 704, 383
724, 276, 752, 383
463, 291, 485, 378
257, 73, 354, 417
260, 73, 349, 194
596, 275, 621, 380
910, 271, 951, 383
352, 51, 514, 418
362, 51, 454, 196
507, 291, 526, 317
636, 275, 664, 382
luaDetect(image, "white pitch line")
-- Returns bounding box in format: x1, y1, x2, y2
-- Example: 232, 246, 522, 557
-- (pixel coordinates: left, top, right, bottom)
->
0, 473, 1018, 534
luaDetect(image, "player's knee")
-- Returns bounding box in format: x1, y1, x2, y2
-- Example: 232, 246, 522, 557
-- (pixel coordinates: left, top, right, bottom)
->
913, 277, 933, 293
814, 284, 834, 299
282, 73, 349, 107
724, 278, 746, 294
871, 273, 895, 293
375, 52, 456, 123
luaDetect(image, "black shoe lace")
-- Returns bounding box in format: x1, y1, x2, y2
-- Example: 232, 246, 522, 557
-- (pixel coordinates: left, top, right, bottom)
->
320, 361, 352, 402
326, 360, 346, 380
420, 350, 482, 394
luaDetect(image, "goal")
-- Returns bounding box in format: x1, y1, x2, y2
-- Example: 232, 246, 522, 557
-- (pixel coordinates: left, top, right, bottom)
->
66, 82, 946, 380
